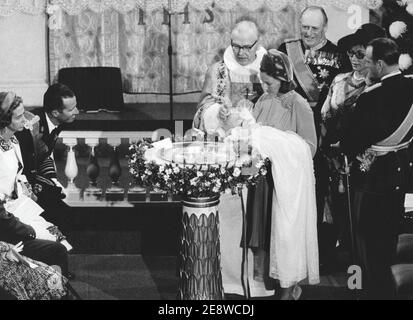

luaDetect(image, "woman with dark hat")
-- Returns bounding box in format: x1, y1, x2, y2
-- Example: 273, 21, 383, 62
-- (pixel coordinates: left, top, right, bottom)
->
246, 49, 318, 300
321, 23, 386, 120
319, 24, 386, 262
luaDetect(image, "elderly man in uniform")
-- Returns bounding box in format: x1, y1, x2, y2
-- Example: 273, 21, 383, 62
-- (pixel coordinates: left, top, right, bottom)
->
279, 6, 349, 123
193, 20, 274, 298
341, 38, 413, 299
278, 6, 350, 271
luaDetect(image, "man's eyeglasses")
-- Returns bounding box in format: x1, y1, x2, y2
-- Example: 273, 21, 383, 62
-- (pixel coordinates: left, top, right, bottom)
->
347, 50, 366, 60
231, 40, 257, 52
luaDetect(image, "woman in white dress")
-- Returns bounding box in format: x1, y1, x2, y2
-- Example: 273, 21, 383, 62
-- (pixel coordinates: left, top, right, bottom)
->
0, 92, 69, 258
0, 92, 69, 299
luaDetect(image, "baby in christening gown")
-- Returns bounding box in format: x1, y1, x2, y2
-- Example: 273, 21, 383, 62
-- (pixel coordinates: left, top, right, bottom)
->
201, 97, 256, 137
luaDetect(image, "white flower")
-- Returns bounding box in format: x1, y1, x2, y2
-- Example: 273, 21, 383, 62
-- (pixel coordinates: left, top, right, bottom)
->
213, 187, 220, 193
145, 170, 152, 176
165, 169, 172, 175
235, 160, 242, 167
220, 168, 226, 175
389, 21, 408, 39
398, 0, 413, 6
205, 182, 211, 187
163, 175, 170, 181
233, 168, 241, 177
399, 53, 413, 70
407, 3, 413, 15
173, 167, 180, 174
46, 4, 60, 15
197, 171, 203, 178
367, 0, 383, 10
190, 178, 198, 186
159, 166, 165, 173
255, 160, 265, 169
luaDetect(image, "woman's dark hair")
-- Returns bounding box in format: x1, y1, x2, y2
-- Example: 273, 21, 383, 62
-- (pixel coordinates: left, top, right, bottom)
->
368, 37, 400, 66
279, 80, 297, 94
260, 51, 297, 94
43, 83, 75, 114
0, 93, 23, 130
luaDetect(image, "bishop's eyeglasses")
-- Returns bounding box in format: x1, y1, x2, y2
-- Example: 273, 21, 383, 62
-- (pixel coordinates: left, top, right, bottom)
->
231, 40, 258, 52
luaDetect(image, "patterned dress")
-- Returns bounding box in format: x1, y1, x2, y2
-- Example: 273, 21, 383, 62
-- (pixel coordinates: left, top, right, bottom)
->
0, 241, 67, 300
319, 72, 367, 248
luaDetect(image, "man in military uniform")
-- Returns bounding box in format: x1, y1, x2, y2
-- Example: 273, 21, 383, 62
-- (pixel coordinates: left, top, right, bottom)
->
279, 6, 350, 271
341, 38, 413, 299
16, 83, 79, 234
278, 6, 350, 135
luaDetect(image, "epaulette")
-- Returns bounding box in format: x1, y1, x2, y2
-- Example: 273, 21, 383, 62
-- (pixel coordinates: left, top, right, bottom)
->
363, 82, 382, 93
283, 38, 301, 44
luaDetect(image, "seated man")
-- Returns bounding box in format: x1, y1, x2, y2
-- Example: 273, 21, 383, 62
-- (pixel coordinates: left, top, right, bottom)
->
0, 203, 69, 278
16, 83, 79, 234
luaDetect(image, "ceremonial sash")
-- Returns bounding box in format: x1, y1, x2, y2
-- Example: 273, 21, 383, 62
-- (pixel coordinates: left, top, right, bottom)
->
366, 102, 413, 158
375, 102, 413, 148
286, 40, 320, 104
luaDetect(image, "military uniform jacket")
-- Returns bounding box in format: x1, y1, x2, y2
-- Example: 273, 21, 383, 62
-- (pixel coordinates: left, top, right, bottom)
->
15, 109, 60, 186
279, 39, 350, 113
341, 73, 413, 193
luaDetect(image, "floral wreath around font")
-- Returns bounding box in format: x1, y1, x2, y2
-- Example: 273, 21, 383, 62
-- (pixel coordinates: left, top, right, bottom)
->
128, 139, 270, 199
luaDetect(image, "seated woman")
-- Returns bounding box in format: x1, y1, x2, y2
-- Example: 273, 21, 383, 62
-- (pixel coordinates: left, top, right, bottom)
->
0, 241, 68, 300
0, 92, 70, 277
0, 92, 70, 246
319, 24, 385, 253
